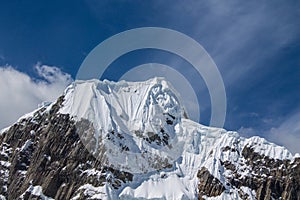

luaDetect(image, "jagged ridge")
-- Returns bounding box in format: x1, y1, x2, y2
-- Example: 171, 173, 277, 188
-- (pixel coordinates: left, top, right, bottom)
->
0, 78, 299, 200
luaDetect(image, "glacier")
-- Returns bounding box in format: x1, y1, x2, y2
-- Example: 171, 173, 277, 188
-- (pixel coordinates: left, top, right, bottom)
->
0, 77, 299, 200
57, 78, 298, 199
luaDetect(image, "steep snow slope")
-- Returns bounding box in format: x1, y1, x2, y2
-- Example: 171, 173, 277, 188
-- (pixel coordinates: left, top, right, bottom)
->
60, 78, 185, 174
0, 78, 299, 200
60, 77, 183, 133
58, 78, 298, 199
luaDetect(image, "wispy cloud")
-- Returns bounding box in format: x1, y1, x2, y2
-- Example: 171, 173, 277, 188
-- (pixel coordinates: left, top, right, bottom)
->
238, 109, 300, 154
238, 126, 257, 138
155, 1, 300, 130
173, 1, 300, 84
0, 64, 73, 129
266, 110, 300, 154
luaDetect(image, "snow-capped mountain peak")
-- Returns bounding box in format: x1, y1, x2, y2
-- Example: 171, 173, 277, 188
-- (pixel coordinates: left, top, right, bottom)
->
59, 78, 186, 174
0, 78, 299, 200
60, 77, 184, 136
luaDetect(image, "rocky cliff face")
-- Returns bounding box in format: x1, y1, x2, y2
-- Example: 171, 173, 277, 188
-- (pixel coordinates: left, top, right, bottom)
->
0, 78, 299, 200
196, 146, 300, 200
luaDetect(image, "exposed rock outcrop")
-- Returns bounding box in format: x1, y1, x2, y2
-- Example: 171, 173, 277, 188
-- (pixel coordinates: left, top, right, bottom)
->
197, 167, 225, 199
218, 145, 300, 199
0, 79, 299, 200
0, 96, 133, 199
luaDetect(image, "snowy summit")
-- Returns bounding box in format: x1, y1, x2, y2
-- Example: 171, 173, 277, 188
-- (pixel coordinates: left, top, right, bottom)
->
0, 77, 299, 200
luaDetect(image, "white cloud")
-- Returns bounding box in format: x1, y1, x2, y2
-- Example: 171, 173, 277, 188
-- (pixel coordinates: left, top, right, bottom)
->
266, 111, 300, 154
160, 0, 300, 85
238, 126, 257, 138
0, 64, 73, 129
238, 111, 300, 154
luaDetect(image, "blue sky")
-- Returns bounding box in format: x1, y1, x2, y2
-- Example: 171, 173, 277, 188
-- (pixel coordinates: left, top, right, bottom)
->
0, 0, 299, 152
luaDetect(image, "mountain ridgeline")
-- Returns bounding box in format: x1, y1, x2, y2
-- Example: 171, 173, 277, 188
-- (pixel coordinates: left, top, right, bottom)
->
0, 78, 299, 200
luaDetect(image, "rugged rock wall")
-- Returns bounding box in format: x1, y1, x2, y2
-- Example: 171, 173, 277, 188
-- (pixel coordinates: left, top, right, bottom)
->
0, 95, 299, 199
0, 97, 132, 199
238, 146, 300, 199
197, 145, 300, 200
197, 167, 225, 199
